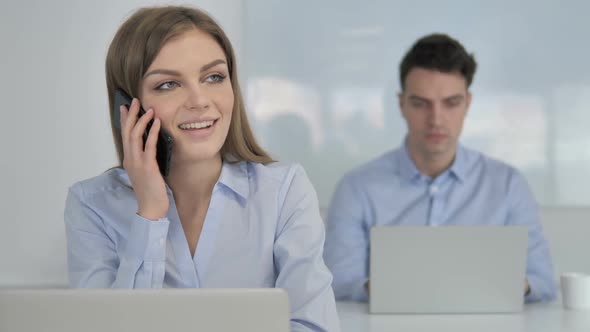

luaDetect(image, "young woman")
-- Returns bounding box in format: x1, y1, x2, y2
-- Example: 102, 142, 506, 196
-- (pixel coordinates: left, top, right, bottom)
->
64, 6, 339, 331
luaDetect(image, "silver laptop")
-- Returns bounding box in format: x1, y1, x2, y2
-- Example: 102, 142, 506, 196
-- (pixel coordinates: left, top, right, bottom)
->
0, 288, 290, 332
370, 226, 528, 314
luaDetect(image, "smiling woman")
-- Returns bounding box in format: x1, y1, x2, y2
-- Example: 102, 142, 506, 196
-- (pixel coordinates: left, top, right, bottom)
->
64, 5, 339, 332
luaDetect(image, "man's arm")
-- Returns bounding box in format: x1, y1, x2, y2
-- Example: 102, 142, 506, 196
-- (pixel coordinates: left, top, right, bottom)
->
324, 175, 370, 301
507, 171, 557, 302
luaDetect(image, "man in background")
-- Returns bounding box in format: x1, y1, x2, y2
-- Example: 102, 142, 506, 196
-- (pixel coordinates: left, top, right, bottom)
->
324, 33, 556, 303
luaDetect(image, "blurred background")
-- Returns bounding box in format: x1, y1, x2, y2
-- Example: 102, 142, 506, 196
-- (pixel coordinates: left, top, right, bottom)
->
1, 0, 589, 286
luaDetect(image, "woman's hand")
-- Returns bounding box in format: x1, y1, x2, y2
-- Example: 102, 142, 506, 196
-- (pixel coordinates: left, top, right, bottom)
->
120, 98, 169, 221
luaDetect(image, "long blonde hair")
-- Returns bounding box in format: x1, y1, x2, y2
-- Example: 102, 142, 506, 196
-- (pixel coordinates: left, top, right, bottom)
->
105, 6, 273, 166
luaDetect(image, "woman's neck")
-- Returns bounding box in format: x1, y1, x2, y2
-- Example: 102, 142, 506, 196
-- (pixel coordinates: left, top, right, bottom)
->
166, 155, 223, 202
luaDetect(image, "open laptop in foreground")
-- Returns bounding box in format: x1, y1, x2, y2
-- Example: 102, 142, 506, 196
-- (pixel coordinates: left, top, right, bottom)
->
0, 288, 290, 332
370, 226, 528, 314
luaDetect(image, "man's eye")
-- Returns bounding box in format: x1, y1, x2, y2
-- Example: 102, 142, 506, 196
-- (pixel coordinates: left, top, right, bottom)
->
446, 100, 461, 108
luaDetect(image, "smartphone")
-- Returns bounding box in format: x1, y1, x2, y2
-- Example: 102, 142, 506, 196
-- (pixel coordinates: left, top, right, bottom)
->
113, 89, 173, 177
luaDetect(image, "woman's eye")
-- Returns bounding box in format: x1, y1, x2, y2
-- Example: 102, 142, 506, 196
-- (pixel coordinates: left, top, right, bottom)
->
205, 74, 226, 84
156, 81, 178, 90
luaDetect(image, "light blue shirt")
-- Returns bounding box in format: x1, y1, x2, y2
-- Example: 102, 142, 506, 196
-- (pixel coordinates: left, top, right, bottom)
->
65, 161, 340, 332
324, 143, 557, 303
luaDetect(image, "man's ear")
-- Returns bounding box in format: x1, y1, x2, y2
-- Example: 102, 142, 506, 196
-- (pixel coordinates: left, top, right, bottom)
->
465, 91, 472, 114
398, 91, 405, 118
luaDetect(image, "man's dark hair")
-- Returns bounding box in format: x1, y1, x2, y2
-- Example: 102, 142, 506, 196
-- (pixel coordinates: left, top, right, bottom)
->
399, 33, 477, 90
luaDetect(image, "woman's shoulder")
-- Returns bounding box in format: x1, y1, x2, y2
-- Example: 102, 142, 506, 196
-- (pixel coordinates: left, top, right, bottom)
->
239, 161, 317, 207
245, 161, 310, 187
68, 167, 132, 199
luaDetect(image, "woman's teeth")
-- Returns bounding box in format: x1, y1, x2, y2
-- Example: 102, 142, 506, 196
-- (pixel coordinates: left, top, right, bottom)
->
179, 120, 214, 130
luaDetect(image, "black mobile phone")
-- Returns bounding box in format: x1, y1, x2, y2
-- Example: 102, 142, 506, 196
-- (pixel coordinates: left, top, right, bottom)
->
113, 89, 173, 177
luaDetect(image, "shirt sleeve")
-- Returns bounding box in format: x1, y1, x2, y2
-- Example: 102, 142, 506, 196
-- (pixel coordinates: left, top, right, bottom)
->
64, 184, 169, 288
506, 171, 557, 302
274, 165, 341, 332
323, 174, 370, 302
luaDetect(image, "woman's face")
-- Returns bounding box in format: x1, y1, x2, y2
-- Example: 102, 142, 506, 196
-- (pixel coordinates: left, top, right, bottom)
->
139, 28, 234, 165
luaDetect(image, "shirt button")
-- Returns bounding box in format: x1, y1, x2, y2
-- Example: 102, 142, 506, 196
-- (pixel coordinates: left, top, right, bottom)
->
430, 186, 439, 194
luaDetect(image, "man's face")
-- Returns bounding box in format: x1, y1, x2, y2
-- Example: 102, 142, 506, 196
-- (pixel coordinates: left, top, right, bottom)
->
399, 68, 471, 160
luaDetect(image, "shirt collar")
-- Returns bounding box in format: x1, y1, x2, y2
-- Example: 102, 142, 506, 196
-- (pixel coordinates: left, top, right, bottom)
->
449, 145, 467, 183
396, 142, 422, 181
114, 161, 251, 200
216, 161, 250, 200
396, 140, 467, 183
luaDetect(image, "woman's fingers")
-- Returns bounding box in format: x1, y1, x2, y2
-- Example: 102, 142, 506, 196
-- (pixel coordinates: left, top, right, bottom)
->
121, 98, 140, 142
120, 98, 159, 164
144, 117, 161, 161
127, 111, 152, 161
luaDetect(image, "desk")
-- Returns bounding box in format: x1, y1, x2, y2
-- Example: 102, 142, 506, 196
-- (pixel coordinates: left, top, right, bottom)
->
337, 301, 590, 332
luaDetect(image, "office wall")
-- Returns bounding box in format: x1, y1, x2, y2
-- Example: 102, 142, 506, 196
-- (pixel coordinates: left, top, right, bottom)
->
244, 0, 590, 207
0, 0, 244, 286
